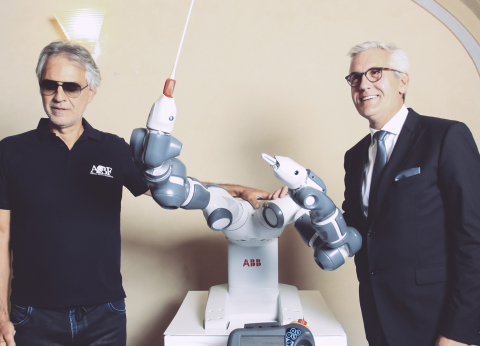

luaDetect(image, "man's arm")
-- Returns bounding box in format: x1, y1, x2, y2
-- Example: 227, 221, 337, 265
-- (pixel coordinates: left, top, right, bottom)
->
144, 184, 272, 209
437, 122, 480, 344
0, 209, 14, 346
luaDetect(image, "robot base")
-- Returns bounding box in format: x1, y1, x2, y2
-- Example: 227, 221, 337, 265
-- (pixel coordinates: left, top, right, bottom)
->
204, 283, 304, 330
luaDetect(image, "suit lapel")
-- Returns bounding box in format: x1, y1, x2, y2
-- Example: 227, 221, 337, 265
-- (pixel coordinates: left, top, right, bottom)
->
369, 109, 425, 224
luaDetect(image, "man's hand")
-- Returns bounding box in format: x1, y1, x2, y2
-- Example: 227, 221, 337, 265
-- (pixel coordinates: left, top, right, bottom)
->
436, 335, 468, 346
0, 314, 15, 346
146, 183, 277, 209
207, 184, 272, 209
0, 209, 13, 346
235, 186, 271, 209
267, 186, 289, 200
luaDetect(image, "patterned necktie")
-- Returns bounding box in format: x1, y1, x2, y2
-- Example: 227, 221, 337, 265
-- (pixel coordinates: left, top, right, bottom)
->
368, 130, 388, 219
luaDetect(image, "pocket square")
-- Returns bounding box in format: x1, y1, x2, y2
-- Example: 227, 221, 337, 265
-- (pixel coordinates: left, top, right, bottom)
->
395, 167, 421, 181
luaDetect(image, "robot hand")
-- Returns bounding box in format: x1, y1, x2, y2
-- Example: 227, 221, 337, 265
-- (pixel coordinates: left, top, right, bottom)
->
129, 73, 189, 209
263, 154, 362, 271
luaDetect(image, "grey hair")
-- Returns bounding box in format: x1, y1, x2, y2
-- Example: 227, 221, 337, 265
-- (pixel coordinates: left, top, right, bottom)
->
348, 41, 409, 101
36, 41, 101, 88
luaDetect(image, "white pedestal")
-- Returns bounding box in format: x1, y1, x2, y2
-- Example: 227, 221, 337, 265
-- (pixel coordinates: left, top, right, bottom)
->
164, 291, 347, 346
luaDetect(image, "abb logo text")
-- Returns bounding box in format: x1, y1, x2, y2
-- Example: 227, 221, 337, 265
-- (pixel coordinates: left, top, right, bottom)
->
243, 259, 262, 267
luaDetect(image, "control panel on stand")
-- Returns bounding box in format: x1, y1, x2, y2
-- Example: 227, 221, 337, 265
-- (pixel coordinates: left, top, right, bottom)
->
227, 320, 315, 346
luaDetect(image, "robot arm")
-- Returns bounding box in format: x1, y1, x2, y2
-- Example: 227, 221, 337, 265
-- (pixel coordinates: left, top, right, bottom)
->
127, 56, 245, 228
131, 126, 243, 230
262, 154, 362, 271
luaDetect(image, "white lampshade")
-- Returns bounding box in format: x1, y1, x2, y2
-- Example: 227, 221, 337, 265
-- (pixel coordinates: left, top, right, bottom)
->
54, 8, 106, 54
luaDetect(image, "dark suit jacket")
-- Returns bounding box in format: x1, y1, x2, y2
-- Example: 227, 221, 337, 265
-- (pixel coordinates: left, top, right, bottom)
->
342, 109, 480, 346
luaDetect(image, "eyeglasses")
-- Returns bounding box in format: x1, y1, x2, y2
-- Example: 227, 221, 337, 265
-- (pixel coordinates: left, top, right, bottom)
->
345, 67, 402, 87
39, 79, 88, 98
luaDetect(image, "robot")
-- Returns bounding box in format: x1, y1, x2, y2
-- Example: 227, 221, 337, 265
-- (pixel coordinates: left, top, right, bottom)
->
130, 79, 361, 330
131, 0, 361, 330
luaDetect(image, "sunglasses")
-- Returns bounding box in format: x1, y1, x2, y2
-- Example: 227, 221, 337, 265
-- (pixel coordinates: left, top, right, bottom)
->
39, 79, 88, 98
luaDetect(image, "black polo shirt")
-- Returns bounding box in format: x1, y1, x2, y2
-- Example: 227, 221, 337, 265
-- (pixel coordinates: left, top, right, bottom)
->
0, 118, 148, 307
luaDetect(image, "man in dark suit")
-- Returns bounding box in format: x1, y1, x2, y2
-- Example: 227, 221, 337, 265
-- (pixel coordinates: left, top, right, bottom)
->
342, 41, 480, 346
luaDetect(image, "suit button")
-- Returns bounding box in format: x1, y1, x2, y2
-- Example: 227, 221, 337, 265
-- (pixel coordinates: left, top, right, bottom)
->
371, 270, 379, 276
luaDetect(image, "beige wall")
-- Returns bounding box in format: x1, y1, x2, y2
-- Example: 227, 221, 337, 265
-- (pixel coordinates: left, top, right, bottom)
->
1, 0, 480, 345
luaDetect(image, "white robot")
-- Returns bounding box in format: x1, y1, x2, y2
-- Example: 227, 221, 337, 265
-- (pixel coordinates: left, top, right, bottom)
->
131, 0, 361, 329
130, 78, 362, 330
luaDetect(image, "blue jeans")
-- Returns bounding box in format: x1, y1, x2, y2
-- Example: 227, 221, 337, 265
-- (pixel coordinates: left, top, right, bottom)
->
10, 299, 126, 346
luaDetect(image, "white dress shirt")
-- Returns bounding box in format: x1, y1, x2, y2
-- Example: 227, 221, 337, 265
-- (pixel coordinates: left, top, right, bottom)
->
362, 105, 409, 217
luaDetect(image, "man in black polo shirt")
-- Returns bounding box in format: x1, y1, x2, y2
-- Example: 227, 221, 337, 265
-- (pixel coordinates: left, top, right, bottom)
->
0, 41, 270, 346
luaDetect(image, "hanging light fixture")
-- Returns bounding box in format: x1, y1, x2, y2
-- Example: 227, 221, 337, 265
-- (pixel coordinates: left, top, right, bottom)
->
54, 8, 106, 56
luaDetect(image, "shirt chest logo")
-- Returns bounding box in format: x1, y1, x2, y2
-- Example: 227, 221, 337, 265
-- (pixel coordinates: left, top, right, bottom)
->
90, 165, 114, 178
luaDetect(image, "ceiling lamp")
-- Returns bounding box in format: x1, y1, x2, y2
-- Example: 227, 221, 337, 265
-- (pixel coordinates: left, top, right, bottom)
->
54, 8, 106, 56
